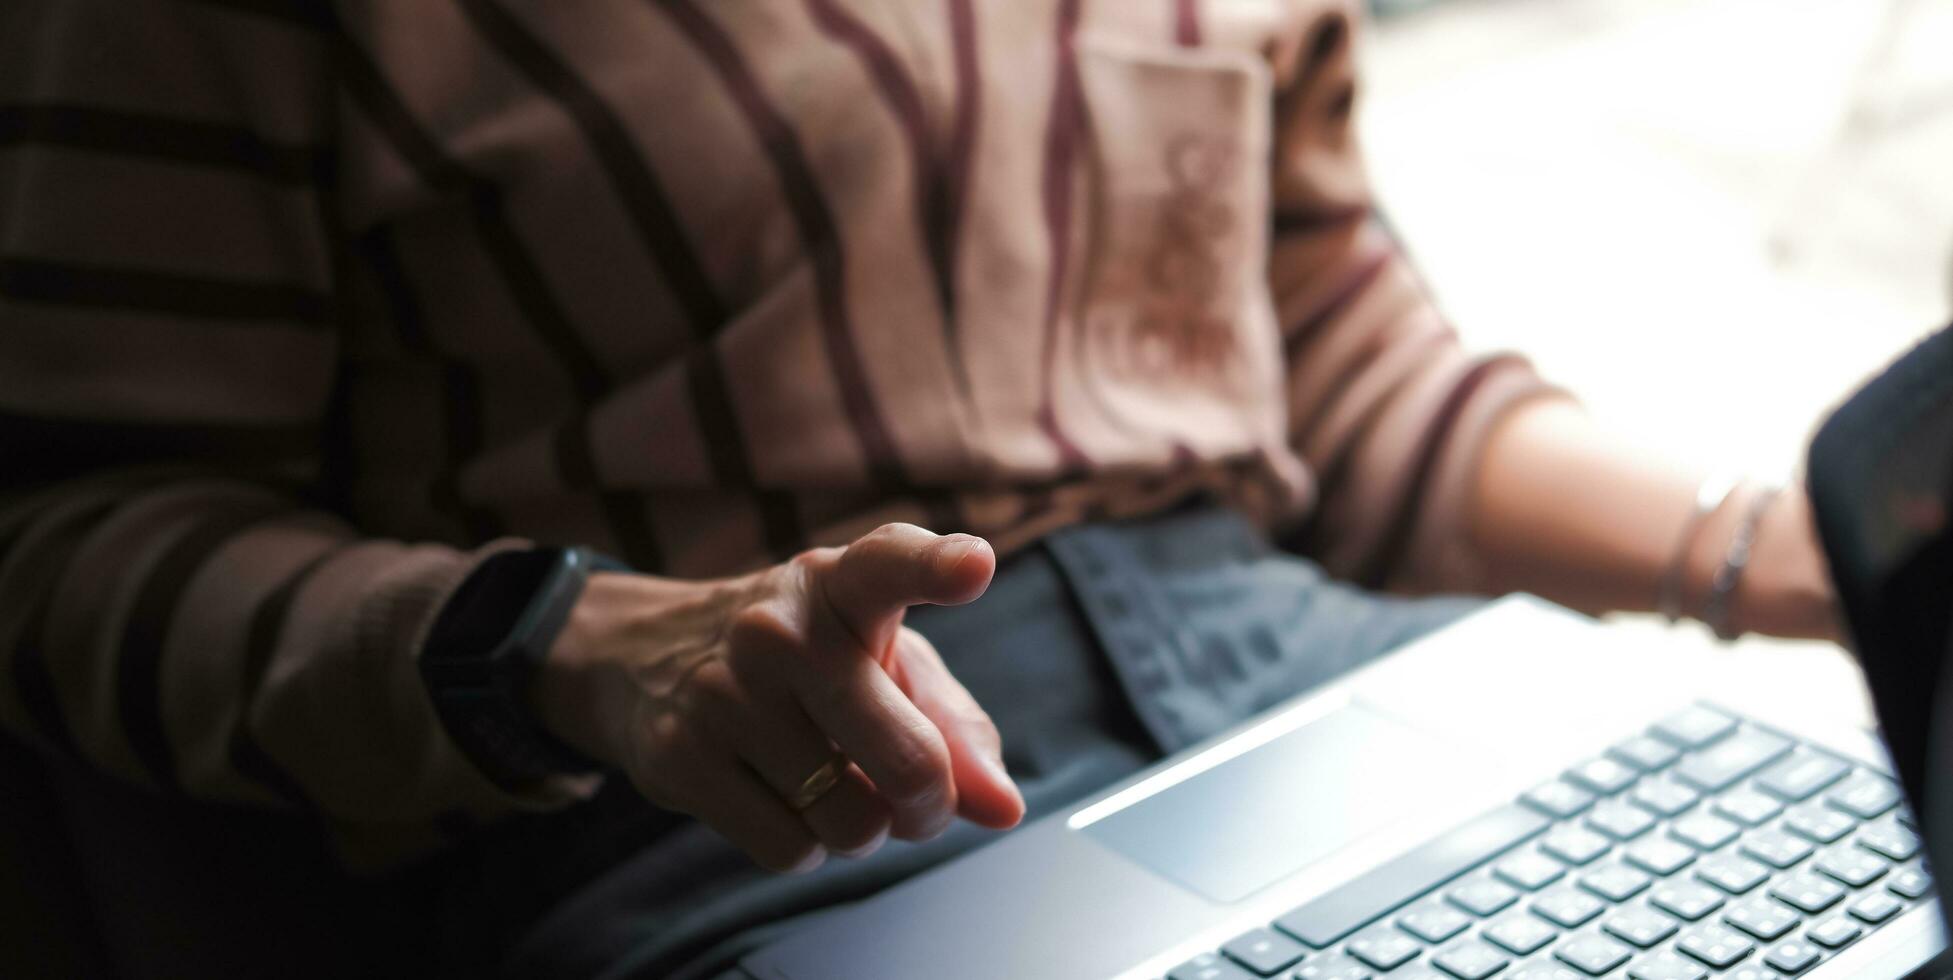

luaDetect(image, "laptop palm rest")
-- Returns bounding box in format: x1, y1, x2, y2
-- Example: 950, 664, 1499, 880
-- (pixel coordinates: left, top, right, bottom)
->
1079, 702, 1473, 903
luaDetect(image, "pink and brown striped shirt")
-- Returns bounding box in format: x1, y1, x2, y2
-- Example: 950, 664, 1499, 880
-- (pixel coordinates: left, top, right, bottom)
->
0, 0, 1554, 863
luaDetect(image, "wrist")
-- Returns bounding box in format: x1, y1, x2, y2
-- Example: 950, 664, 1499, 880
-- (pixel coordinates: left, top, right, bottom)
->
527, 571, 641, 768
1727, 486, 1841, 642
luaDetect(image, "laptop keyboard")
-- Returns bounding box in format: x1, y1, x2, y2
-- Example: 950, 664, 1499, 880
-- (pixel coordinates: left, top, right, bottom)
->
1162, 706, 1936, 980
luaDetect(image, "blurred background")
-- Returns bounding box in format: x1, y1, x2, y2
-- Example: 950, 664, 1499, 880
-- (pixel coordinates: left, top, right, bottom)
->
1359, 0, 1953, 707
1364, 0, 1953, 474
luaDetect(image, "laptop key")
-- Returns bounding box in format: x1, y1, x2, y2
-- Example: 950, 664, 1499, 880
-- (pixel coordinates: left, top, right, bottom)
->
1782, 804, 1855, 845
1484, 914, 1557, 955
1554, 931, 1634, 975
1497, 852, 1567, 891
1524, 781, 1598, 820
1630, 779, 1700, 818
1567, 757, 1639, 796
1724, 896, 1800, 940
1827, 773, 1901, 820
1675, 729, 1793, 792
1695, 854, 1771, 894
1602, 907, 1679, 948
1625, 838, 1696, 877
1847, 891, 1903, 924
1447, 879, 1519, 917
1857, 819, 1921, 861
1398, 903, 1474, 945
1625, 951, 1707, 980
1675, 922, 1755, 969
1610, 735, 1681, 773
1168, 952, 1258, 980
1805, 917, 1862, 949
1273, 804, 1549, 948
1343, 928, 1420, 971
1715, 789, 1785, 827
1507, 963, 1582, 980
1761, 939, 1821, 974
1541, 827, 1612, 866
1740, 829, 1815, 869
1888, 865, 1933, 899
1588, 801, 1656, 841
1723, 969, 1784, 980
1220, 928, 1308, 976
1813, 846, 1887, 888
1290, 953, 1373, 980
1649, 880, 1726, 921
1652, 706, 1739, 749
1768, 873, 1845, 915
1431, 940, 1508, 980
1579, 864, 1652, 902
1670, 812, 1740, 852
1756, 753, 1851, 802
1531, 887, 1605, 929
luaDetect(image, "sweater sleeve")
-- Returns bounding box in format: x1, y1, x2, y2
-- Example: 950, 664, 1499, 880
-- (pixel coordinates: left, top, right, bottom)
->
0, 0, 586, 845
1266, 1, 1567, 594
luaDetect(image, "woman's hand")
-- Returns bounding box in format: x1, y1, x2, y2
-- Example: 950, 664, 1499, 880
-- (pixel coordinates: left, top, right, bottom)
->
529, 524, 1025, 873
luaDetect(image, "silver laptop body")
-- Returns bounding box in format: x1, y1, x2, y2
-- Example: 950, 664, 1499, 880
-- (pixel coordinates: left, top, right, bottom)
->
744, 598, 1947, 980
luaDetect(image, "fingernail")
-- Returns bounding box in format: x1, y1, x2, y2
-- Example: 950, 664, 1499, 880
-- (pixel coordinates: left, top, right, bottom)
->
914, 807, 955, 842
838, 824, 890, 860
940, 534, 978, 564
982, 751, 1020, 798
788, 847, 827, 875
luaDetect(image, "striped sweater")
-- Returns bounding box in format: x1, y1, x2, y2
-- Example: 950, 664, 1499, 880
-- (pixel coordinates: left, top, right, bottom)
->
0, 0, 1552, 864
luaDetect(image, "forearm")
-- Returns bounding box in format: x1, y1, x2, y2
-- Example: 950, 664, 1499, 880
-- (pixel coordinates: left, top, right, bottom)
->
0, 475, 579, 827
1468, 398, 1836, 639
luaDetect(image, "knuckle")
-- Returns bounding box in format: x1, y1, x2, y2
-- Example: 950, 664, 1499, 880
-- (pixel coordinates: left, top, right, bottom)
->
726, 602, 799, 657
962, 710, 1003, 753
685, 661, 746, 720
788, 546, 842, 578
879, 726, 953, 806
864, 522, 912, 547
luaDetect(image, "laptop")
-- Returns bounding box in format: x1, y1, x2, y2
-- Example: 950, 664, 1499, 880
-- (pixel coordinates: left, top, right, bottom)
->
743, 329, 1953, 980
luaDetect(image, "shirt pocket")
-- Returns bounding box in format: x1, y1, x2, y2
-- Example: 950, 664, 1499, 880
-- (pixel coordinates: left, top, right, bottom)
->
1069, 36, 1280, 451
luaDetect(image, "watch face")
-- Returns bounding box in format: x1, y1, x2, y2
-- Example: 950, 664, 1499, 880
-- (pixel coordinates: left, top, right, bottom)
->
429, 549, 565, 657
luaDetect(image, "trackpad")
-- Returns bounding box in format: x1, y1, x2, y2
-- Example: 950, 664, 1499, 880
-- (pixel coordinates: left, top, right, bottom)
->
1080, 704, 1470, 903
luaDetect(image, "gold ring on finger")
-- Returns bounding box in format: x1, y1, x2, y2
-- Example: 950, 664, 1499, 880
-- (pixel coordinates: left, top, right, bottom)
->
786, 753, 848, 811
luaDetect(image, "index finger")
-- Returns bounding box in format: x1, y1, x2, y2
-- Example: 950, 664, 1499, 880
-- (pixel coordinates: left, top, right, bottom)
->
819, 524, 995, 654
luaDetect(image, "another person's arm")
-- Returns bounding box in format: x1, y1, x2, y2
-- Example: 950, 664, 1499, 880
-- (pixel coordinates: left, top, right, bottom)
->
1264, 7, 1834, 639
1468, 399, 1837, 639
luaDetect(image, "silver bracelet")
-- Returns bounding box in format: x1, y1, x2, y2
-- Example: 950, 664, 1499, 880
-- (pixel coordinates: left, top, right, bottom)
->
1657, 472, 1741, 623
1701, 485, 1782, 641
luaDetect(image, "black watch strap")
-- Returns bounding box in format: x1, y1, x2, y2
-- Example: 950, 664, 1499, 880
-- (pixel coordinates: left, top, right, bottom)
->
420, 547, 619, 785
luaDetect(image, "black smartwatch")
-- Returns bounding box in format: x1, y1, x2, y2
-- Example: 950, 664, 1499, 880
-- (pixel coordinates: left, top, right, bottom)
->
419, 546, 623, 786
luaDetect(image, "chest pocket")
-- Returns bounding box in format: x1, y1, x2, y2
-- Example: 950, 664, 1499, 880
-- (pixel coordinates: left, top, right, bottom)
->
1070, 36, 1280, 450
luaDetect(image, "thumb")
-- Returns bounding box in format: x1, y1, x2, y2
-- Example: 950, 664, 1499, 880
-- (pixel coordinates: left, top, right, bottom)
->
817, 524, 995, 653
